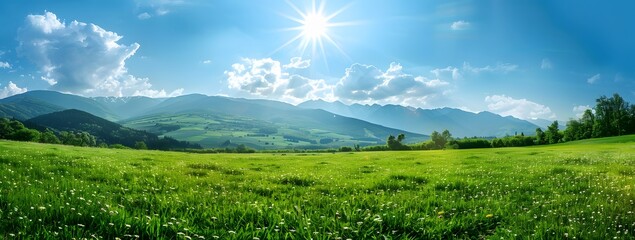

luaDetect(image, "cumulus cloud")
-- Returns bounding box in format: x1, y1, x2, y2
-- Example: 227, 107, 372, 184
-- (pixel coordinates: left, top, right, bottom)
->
451, 21, 470, 30
541, 58, 553, 69
587, 74, 600, 84
137, 12, 152, 20
283, 57, 310, 69
225, 57, 331, 103
202, 59, 212, 64
135, 0, 184, 16
17, 11, 181, 97
225, 58, 450, 107
463, 62, 518, 74
572, 105, 592, 118
0, 81, 27, 99
485, 95, 555, 120
431, 66, 461, 80
0, 61, 11, 69
133, 88, 184, 98
334, 62, 449, 106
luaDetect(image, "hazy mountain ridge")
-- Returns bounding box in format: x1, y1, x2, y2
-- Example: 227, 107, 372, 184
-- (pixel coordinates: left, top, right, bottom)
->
298, 99, 541, 137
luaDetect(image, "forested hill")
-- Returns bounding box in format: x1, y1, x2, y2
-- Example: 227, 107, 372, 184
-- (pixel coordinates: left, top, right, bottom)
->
27, 109, 200, 150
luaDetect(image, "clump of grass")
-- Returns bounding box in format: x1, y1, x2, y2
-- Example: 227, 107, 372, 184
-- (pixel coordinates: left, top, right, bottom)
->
278, 175, 315, 186
187, 170, 208, 177
562, 157, 594, 165
374, 174, 427, 191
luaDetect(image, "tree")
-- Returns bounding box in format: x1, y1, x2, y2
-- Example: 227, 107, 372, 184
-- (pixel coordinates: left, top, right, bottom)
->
535, 128, 546, 145
564, 119, 582, 142
593, 94, 629, 137
546, 121, 562, 144
387, 134, 409, 150
628, 105, 635, 134
39, 129, 61, 144
134, 141, 148, 150
79, 132, 96, 147
9, 128, 40, 142
580, 109, 595, 139
430, 130, 450, 149
0, 118, 15, 139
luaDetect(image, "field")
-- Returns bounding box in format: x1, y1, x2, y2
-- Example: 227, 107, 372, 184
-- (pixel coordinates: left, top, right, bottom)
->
0, 136, 634, 239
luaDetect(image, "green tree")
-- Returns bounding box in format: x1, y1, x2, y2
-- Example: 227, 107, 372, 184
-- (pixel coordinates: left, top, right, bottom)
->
535, 128, 546, 145
0, 118, 15, 139
386, 134, 409, 150
39, 129, 61, 144
134, 141, 148, 150
546, 121, 562, 144
79, 132, 96, 147
564, 119, 582, 141
580, 109, 595, 139
628, 105, 635, 134
9, 128, 40, 142
430, 130, 450, 149
593, 94, 629, 137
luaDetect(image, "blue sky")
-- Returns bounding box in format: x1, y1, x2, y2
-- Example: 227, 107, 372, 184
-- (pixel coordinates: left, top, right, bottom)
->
0, 0, 633, 121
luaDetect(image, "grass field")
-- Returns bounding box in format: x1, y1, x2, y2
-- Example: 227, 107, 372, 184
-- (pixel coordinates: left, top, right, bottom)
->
1, 136, 634, 239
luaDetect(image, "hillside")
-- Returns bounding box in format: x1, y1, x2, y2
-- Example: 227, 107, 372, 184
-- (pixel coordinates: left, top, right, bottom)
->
0, 90, 118, 120
27, 109, 200, 150
0, 135, 633, 238
298, 100, 540, 137
121, 95, 428, 149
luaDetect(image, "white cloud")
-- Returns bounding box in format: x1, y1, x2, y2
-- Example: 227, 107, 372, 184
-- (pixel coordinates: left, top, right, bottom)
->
0, 61, 11, 69
225, 57, 331, 103
135, 0, 184, 16
485, 95, 555, 120
463, 62, 518, 74
283, 57, 310, 69
431, 66, 461, 80
541, 58, 552, 69
587, 74, 600, 84
133, 88, 184, 98
572, 105, 592, 118
334, 62, 449, 106
0, 81, 27, 99
137, 12, 152, 20
17, 11, 180, 97
202, 59, 212, 64
225, 59, 450, 107
451, 21, 470, 30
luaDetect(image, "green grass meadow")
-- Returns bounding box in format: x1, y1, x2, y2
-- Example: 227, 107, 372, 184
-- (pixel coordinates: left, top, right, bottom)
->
1, 136, 634, 239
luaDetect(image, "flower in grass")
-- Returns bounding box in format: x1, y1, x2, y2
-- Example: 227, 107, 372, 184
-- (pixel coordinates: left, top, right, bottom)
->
486, 214, 494, 218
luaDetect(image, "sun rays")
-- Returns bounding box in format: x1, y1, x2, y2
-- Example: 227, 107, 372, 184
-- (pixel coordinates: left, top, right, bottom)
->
274, 0, 355, 62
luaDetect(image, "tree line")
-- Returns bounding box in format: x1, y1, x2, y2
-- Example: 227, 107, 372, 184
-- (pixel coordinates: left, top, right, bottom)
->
0, 117, 200, 150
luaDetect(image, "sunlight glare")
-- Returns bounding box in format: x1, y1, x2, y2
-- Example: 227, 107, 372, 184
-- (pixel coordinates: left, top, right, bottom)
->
302, 13, 328, 40
274, 0, 355, 61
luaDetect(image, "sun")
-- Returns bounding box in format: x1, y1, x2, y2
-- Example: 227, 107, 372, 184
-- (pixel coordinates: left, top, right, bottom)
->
274, 0, 355, 60
302, 13, 328, 40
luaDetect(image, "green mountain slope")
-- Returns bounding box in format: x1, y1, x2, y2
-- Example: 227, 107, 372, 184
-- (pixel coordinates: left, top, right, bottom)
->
0, 90, 118, 120
27, 109, 200, 150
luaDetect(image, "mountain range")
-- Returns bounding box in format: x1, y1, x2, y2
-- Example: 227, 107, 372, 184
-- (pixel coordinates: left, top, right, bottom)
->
298, 99, 541, 137
0, 90, 541, 149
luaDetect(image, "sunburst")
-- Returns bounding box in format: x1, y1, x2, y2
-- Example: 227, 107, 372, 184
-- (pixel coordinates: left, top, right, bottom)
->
275, 0, 354, 60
